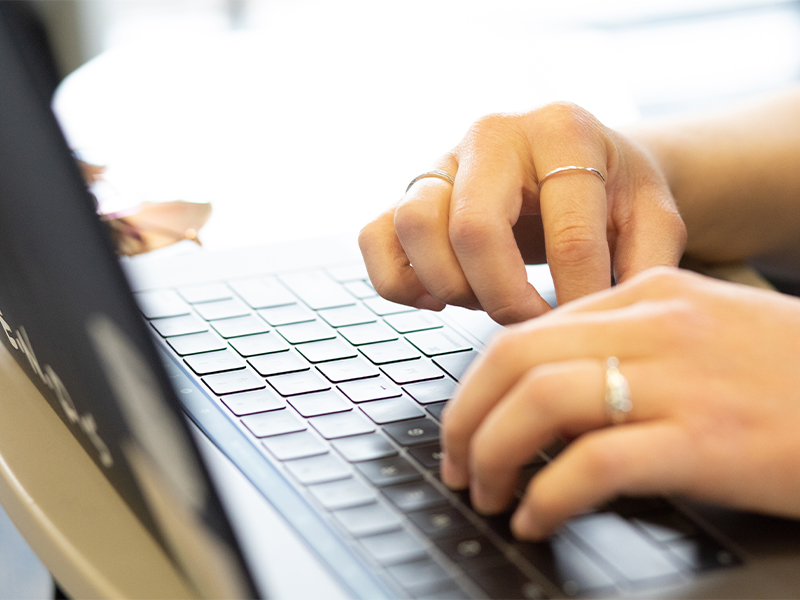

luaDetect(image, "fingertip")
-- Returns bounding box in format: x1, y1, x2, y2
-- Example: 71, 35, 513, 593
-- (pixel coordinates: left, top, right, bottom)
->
412, 293, 446, 311
510, 505, 548, 541
441, 454, 469, 490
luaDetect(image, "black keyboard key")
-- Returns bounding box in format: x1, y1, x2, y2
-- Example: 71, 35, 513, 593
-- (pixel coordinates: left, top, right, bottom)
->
332, 502, 402, 537
211, 314, 270, 338
406, 328, 472, 356
565, 512, 680, 584
203, 369, 265, 395
279, 271, 355, 310
194, 297, 251, 321
318, 305, 376, 328
359, 340, 421, 365
230, 332, 290, 357
308, 477, 376, 510
383, 480, 446, 511
384, 311, 443, 334
151, 314, 208, 337
309, 410, 375, 439
360, 397, 425, 424
296, 338, 358, 363
359, 529, 427, 565
284, 453, 351, 485
317, 357, 379, 383
249, 350, 309, 377
469, 562, 548, 600
331, 433, 397, 462
338, 322, 398, 346
135, 290, 190, 319
230, 277, 295, 309
383, 418, 440, 446
667, 536, 740, 572
404, 379, 457, 404
409, 505, 472, 538
184, 349, 245, 375
356, 456, 422, 486
221, 388, 285, 416
387, 559, 451, 593
241, 408, 305, 437
262, 431, 327, 461
363, 296, 416, 316
177, 283, 232, 304
437, 532, 501, 563
382, 359, 444, 385
432, 351, 478, 382
168, 331, 226, 356
289, 390, 351, 417
267, 370, 331, 396
632, 512, 697, 543
338, 376, 402, 403
258, 304, 315, 326
408, 443, 444, 469
277, 321, 336, 344
426, 402, 448, 421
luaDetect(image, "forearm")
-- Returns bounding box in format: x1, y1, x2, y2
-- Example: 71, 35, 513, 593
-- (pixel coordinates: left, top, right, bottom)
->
627, 85, 800, 262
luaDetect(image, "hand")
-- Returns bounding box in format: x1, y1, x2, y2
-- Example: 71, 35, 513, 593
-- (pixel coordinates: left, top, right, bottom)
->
359, 103, 686, 324
440, 267, 800, 539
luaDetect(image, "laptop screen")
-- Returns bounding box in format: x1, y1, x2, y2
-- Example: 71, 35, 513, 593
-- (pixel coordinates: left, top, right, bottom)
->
0, 13, 254, 598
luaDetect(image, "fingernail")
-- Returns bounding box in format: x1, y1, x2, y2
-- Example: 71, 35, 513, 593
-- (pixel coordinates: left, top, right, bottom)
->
413, 293, 446, 311
511, 507, 542, 540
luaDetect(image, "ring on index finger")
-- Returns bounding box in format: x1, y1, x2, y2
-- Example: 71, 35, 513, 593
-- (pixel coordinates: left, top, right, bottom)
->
605, 357, 632, 425
406, 169, 455, 193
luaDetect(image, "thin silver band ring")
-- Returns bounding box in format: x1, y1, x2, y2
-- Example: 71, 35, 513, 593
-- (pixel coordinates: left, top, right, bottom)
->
538, 166, 606, 190
605, 357, 632, 425
406, 169, 456, 193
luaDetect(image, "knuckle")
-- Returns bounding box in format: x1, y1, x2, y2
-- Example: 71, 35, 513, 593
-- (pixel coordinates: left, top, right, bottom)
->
535, 101, 599, 140
448, 208, 496, 253
486, 302, 534, 325
547, 218, 601, 269
575, 435, 626, 484
393, 200, 431, 242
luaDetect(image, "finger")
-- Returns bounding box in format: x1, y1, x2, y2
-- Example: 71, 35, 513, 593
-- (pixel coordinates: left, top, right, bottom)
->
359, 201, 446, 311
511, 422, 693, 540
447, 116, 552, 324
394, 154, 481, 310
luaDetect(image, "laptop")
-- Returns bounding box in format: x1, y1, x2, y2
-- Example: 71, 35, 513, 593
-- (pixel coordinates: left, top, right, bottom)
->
3, 13, 800, 600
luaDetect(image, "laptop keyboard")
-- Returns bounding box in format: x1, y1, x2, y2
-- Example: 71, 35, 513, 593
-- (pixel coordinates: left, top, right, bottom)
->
137, 265, 739, 599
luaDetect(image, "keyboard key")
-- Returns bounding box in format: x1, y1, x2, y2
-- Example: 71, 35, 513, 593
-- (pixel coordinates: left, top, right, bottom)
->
184, 349, 245, 375
383, 418, 440, 446
258, 304, 315, 326
409, 506, 472, 538
333, 502, 402, 537
241, 408, 305, 437
262, 430, 327, 461
211, 314, 270, 338
437, 532, 501, 563
363, 296, 416, 316
296, 338, 358, 363
433, 351, 479, 381
289, 390, 351, 417
667, 536, 740, 572
356, 456, 422, 486
406, 328, 472, 357
359, 340, 421, 365
384, 311, 443, 334
331, 433, 398, 462
230, 277, 295, 309
632, 512, 697, 544
318, 305, 376, 328
285, 453, 351, 485
279, 271, 355, 310
167, 331, 226, 356
382, 360, 445, 385
277, 321, 336, 344
268, 370, 331, 396
468, 562, 547, 600
408, 443, 444, 469
249, 350, 309, 377
317, 357, 379, 383
193, 298, 251, 321
203, 370, 265, 395
338, 376, 402, 403
230, 332, 290, 357
404, 379, 457, 404
338, 322, 398, 346
383, 480, 446, 512
565, 512, 681, 584
343, 280, 377, 299
310, 410, 375, 439
135, 290, 190, 319
327, 263, 370, 282
387, 559, 451, 593
308, 477, 376, 510
150, 314, 208, 337
426, 402, 448, 422
177, 283, 232, 304
221, 388, 285, 416
360, 397, 425, 424
359, 529, 427, 565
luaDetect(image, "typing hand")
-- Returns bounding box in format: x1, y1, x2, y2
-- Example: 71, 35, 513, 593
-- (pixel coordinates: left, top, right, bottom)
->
358, 103, 685, 324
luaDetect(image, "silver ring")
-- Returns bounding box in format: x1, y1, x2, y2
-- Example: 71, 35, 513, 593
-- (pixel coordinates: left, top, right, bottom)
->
605, 357, 632, 425
538, 166, 606, 190
406, 169, 456, 193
